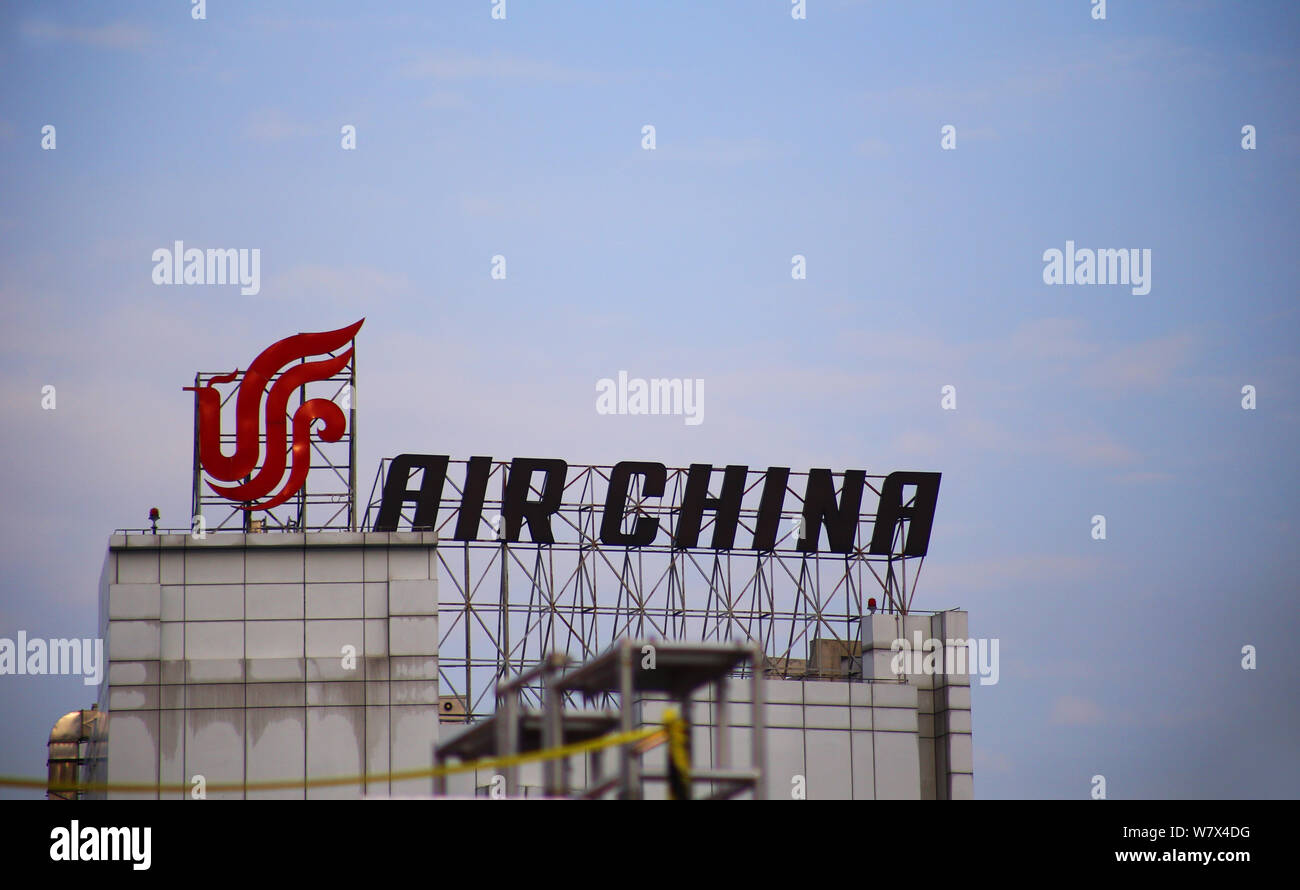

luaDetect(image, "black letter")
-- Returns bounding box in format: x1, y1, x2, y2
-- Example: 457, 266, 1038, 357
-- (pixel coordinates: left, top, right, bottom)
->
452, 456, 494, 541
750, 467, 790, 551
797, 469, 865, 554
868, 471, 941, 556
601, 461, 666, 547
674, 464, 747, 549
502, 458, 567, 543
373, 454, 449, 532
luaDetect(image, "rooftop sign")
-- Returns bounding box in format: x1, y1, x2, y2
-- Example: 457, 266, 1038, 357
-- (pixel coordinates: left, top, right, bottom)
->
374, 455, 939, 556
187, 324, 940, 556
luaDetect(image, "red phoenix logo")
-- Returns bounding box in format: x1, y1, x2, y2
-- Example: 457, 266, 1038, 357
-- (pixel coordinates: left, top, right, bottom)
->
185, 319, 363, 511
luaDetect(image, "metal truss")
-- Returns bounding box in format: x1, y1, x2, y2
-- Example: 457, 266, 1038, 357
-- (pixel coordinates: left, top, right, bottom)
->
363, 459, 930, 722
190, 359, 356, 533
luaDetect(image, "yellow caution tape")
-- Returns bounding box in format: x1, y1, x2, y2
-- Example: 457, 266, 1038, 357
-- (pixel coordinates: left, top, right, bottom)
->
662, 707, 692, 800
3, 724, 667, 795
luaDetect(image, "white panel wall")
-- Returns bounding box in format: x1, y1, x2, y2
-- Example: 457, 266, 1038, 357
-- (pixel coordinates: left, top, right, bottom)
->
99, 532, 440, 799
861, 609, 975, 800
638, 677, 922, 800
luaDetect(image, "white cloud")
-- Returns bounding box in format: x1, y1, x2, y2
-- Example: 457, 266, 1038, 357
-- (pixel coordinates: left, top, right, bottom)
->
402, 50, 607, 86
919, 554, 1104, 596
859, 37, 1227, 111
854, 136, 892, 157
1050, 695, 1105, 726
660, 137, 793, 164
1091, 332, 1197, 392
1111, 471, 1175, 485
20, 20, 150, 51
267, 264, 410, 305
242, 108, 312, 145
424, 90, 471, 110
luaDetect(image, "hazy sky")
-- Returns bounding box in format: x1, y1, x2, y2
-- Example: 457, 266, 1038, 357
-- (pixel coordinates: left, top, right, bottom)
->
1, 0, 1297, 799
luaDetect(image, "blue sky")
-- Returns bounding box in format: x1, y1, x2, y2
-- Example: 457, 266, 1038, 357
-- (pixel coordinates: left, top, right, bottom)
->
1, 0, 1297, 799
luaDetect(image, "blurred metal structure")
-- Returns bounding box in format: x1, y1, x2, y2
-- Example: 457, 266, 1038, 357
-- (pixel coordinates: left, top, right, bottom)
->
46, 707, 106, 800
364, 459, 929, 722
558, 640, 764, 800
435, 641, 765, 799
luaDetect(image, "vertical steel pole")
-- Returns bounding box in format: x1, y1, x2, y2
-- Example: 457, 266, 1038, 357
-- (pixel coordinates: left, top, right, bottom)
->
191, 373, 201, 531
499, 465, 509, 684
588, 747, 603, 798
500, 540, 509, 684
348, 344, 357, 531
716, 675, 730, 771
463, 542, 472, 721
751, 643, 766, 800
542, 655, 562, 796
618, 640, 638, 799
297, 358, 306, 530
678, 694, 693, 801
497, 689, 517, 797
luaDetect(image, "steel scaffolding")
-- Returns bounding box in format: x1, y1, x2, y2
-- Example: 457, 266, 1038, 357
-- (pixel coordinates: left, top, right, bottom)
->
435, 641, 765, 799
363, 458, 930, 723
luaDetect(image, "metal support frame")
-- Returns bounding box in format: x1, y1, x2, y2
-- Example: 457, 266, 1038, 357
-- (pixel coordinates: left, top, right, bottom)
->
363, 459, 927, 724
554, 639, 766, 800
493, 652, 569, 797
190, 354, 356, 533
435, 641, 766, 799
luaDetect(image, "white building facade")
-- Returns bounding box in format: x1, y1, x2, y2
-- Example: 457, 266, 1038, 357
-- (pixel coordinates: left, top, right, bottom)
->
93, 531, 440, 799
92, 532, 972, 799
